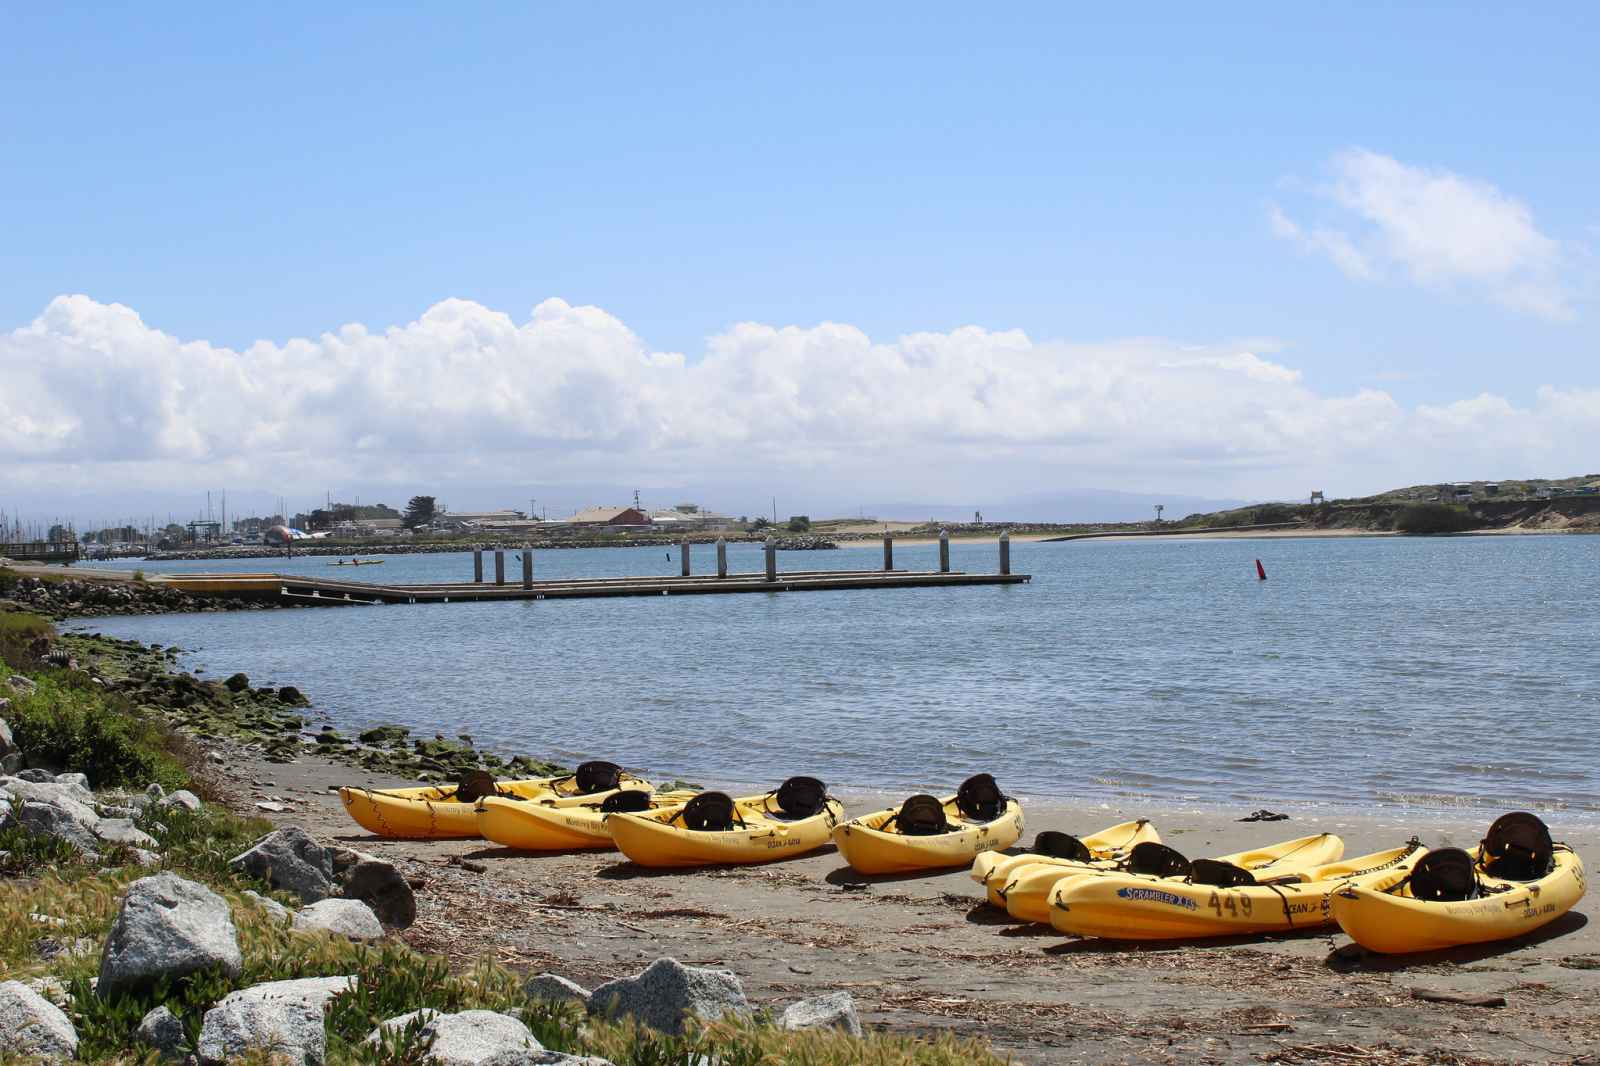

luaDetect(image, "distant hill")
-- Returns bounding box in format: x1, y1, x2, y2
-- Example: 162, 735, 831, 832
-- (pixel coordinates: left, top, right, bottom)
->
862, 488, 1249, 525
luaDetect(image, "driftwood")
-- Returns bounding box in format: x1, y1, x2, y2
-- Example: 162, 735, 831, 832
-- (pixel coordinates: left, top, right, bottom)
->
1409, 987, 1506, 1008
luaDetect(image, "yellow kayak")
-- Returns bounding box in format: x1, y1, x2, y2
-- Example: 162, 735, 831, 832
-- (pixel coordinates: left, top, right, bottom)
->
833, 774, 1024, 875
972, 820, 1161, 907
1048, 842, 1423, 939
339, 763, 648, 839
1332, 814, 1586, 954
1008, 833, 1346, 924
477, 789, 700, 851
608, 778, 843, 868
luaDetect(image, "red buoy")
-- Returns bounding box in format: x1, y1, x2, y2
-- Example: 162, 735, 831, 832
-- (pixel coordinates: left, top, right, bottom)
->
1255, 558, 1267, 581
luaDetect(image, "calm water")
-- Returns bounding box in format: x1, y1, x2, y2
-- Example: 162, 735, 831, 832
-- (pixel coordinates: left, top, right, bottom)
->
72, 536, 1600, 820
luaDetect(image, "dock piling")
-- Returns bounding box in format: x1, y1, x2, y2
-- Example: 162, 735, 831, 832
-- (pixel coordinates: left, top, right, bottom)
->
472, 548, 483, 583
939, 529, 950, 573
999, 531, 1011, 575
716, 537, 727, 578
765, 538, 777, 583
494, 549, 506, 586
681, 540, 691, 577
522, 548, 533, 589
883, 534, 893, 572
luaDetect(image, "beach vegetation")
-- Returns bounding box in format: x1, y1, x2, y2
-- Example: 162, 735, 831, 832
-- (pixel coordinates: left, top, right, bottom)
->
1395, 502, 1480, 534
5, 672, 190, 791
0, 605, 52, 666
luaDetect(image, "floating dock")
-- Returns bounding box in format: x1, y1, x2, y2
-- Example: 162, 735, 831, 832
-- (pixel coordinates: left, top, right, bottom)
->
155, 534, 1029, 606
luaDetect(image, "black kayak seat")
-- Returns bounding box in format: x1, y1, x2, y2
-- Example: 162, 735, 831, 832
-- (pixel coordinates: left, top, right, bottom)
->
1127, 842, 1191, 878
454, 770, 499, 804
678, 791, 739, 832
955, 773, 1007, 822
600, 789, 653, 814
1410, 847, 1480, 902
574, 760, 623, 795
1189, 858, 1257, 888
1481, 812, 1554, 880
773, 776, 829, 818
1033, 831, 1093, 862
892, 794, 950, 836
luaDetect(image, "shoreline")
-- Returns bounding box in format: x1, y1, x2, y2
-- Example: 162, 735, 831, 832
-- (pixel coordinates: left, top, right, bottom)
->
19, 620, 1598, 1063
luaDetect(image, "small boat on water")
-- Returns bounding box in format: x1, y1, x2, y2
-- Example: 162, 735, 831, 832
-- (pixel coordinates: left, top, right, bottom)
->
328, 558, 384, 566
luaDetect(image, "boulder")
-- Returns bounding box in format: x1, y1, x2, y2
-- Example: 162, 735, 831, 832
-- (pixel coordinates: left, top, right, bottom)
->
229, 826, 332, 902
363, 1007, 439, 1044
16, 768, 56, 783
586, 957, 750, 1036
54, 772, 89, 790
331, 847, 416, 928
197, 976, 354, 1066
16, 800, 100, 855
4, 675, 37, 697
159, 789, 202, 812
95, 817, 159, 849
0, 717, 13, 761
779, 990, 862, 1036
524, 973, 589, 1004
415, 1010, 542, 1066
0, 979, 79, 1061
292, 898, 383, 940
21, 976, 70, 1008
145, 782, 167, 802
137, 1004, 193, 1063
99, 873, 242, 998
2, 775, 95, 808
243, 890, 292, 924
224, 673, 251, 692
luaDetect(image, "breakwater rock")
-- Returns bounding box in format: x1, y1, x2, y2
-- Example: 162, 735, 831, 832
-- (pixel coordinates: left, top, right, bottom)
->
1, 575, 278, 620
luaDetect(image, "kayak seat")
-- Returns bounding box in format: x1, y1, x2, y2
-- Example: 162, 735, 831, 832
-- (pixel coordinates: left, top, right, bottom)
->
956, 773, 1007, 822
1409, 847, 1480, 902
600, 789, 653, 814
1033, 831, 1093, 862
675, 791, 743, 832
454, 770, 499, 804
1127, 842, 1191, 878
1189, 858, 1257, 887
889, 794, 950, 836
574, 760, 624, 795
772, 776, 829, 819
1481, 812, 1554, 880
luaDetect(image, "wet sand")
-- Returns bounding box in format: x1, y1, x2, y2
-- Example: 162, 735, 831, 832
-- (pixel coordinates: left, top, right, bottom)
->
215, 741, 1599, 1065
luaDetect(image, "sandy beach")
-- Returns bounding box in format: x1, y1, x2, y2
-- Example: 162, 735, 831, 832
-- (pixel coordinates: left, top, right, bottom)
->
215, 741, 1600, 1065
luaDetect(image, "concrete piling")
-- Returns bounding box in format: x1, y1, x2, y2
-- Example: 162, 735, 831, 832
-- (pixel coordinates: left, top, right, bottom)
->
682, 539, 691, 577
716, 537, 728, 578
494, 549, 506, 586
939, 529, 951, 573
765, 538, 777, 582
522, 547, 533, 589
472, 548, 483, 583
883, 534, 894, 572
999, 531, 1011, 575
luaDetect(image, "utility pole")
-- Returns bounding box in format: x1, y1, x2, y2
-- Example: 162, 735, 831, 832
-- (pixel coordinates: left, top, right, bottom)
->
1154, 504, 1164, 524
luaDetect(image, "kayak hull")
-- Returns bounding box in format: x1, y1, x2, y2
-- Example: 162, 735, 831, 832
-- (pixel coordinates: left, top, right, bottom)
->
609, 794, 845, 868
1331, 848, 1586, 954
1047, 844, 1421, 939
973, 819, 1160, 907
834, 797, 1024, 875
1007, 832, 1346, 924
476, 789, 697, 851
338, 774, 646, 839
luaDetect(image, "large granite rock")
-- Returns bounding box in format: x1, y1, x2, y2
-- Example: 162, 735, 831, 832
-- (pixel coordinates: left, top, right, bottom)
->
54, 772, 90, 791
0, 979, 79, 1061
95, 817, 159, 849
292, 898, 383, 940
330, 847, 416, 928
197, 976, 354, 1066
4, 674, 37, 697
137, 1004, 193, 1063
159, 789, 202, 812
1, 775, 96, 810
99, 873, 242, 997
230, 826, 332, 902
780, 990, 862, 1035
586, 957, 750, 1036
243, 890, 292, 924
15, 800, 100, 855
0, 717, 14, 761
524, 973, 589, 1004
416, 1010, 542, 1066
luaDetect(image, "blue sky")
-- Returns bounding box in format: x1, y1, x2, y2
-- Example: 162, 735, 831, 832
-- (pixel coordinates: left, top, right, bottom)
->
2, 5, 1597, 521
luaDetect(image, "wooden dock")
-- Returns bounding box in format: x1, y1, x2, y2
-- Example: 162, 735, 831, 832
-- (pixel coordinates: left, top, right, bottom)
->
163, 566, 1029, 606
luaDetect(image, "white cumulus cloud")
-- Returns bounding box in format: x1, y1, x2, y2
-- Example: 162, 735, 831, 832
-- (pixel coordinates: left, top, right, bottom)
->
1271, 149, 1573, 319
2, 294, 1597, 509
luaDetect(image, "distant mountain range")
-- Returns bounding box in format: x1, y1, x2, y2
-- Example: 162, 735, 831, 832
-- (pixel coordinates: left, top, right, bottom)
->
861, 489, 1251, 525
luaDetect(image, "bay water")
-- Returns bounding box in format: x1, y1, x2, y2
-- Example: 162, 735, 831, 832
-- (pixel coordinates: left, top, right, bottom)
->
73, 534, 1600, 820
